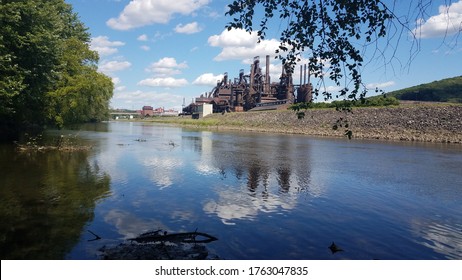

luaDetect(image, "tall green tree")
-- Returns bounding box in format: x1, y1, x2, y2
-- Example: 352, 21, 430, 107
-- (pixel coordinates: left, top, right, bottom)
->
0, 0, 113, 140
47, 38, 113, 127
1, 0, 62, 128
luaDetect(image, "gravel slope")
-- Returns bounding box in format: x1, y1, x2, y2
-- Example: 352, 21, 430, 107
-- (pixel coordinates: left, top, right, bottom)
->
191, 104, 462, 143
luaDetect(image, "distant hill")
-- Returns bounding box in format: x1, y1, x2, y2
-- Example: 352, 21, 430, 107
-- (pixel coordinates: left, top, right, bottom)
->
386, 76, 462, 103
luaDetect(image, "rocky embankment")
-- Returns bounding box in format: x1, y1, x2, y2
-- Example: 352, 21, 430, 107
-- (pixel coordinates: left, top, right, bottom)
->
196, 104, 462, 143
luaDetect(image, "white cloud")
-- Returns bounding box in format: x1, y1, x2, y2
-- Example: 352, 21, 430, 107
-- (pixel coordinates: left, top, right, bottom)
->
138, 77, 188, 87
192, 73, 224, 86
99, 60, 132, 73
412, 0, 462, 38
113, 90, 150, 100
112, 77, 126, 92
174, 22, 202, 34
111, 90, 184, 109
112, 77, 121, 85
115, 85, 127, 92
107, 0, 211, 30
366, 81, 396, 90
145, 57, 188, 76
152, 57, 188, 69
208, 10, 221, 19
325, 85, 343, 93
208, 28, 281, 61
90, 36, 125, 56
137, 34, 148, 41
140, 45, 150, 51
208, 28, 259, 48
153, 31, 173, 42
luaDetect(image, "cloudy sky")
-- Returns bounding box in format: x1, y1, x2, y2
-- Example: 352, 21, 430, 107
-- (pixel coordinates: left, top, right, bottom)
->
67, 0, 462, 110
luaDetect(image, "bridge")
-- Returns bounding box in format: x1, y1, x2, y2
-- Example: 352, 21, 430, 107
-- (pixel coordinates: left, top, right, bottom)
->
109, 112, 138, 119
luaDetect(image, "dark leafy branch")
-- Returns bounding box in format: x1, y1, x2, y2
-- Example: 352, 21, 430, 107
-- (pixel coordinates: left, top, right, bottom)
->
226, 0, 458, 102
226, 0, 394, 101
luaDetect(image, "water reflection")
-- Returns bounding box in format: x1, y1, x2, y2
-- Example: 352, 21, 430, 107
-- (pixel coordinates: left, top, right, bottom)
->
104, 209, 166, 239
3, 122, 462, 259
0, 145, 110, 259
185, 132, 317, 194
412, 219, 462, 260
142, 156, 184, 189
203, 187, 299, 225
181, 132, 319, 224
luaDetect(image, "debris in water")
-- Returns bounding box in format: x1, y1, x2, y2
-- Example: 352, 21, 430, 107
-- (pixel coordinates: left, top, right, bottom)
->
87, 230, 101, 242
99, 229, 219, 260
328, 242, 344, 254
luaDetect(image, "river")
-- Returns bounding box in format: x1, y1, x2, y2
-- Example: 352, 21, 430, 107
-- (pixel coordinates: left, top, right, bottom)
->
1, 121, 461, 259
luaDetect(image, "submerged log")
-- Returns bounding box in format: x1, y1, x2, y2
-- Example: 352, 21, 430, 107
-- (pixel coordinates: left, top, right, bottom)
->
129, 231, 218, 244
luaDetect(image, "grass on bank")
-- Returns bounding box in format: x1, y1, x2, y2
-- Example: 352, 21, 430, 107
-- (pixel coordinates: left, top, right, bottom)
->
140, 114, 251, 128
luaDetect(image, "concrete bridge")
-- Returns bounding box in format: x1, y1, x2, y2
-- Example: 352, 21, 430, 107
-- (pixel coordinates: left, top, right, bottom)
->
109, 112, 138, 119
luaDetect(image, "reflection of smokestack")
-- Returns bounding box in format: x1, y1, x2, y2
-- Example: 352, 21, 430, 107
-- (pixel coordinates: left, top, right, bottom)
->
266, 55, 270, 93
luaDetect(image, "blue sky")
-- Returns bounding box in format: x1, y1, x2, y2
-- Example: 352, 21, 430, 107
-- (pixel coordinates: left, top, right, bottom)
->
67, 0, 462, 110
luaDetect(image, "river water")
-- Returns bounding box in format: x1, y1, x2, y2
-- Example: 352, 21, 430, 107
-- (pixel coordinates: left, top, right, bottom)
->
1, 121, 461, 260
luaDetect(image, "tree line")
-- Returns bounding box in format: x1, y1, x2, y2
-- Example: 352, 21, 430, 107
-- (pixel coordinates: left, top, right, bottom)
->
387, 76, 462, 103
0, 0, 113, 141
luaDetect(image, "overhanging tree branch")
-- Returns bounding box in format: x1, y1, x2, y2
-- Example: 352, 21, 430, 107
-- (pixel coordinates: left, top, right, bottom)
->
225, 0, 459, 101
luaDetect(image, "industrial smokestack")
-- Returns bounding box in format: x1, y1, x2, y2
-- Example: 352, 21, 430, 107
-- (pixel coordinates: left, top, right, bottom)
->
300, 65, 303, 86
266, 55, 270, 93
307, 65, 310, 86
304, 64, 307, 85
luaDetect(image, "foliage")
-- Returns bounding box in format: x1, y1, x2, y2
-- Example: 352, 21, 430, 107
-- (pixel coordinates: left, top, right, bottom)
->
0, 142, 110, 259
47, 37, 114, 126
0, 0, 113, 139
386, 76, 462, 103
226, 0, 394, 100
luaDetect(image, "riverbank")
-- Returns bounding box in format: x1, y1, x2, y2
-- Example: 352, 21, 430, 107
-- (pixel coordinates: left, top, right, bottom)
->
144, 103, 462, 143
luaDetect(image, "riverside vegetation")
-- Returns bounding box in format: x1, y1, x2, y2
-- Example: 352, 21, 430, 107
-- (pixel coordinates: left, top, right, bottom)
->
0, 0, 113, 141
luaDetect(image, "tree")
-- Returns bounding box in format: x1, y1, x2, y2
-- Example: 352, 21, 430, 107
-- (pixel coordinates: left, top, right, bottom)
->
47, 38, 113, 127
1, 0, 63, 129
0, 0, 113, 140
226, 0, 458, 101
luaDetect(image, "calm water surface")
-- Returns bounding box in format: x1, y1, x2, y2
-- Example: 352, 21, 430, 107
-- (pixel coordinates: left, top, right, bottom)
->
1, 121, 461, 259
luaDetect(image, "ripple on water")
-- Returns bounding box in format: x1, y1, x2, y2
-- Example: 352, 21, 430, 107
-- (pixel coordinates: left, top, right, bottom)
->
415, 221, 462, 259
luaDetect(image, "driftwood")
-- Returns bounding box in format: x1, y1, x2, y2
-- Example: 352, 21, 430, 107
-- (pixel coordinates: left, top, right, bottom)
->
128, 230, 218, 244
87, 230, 102, 242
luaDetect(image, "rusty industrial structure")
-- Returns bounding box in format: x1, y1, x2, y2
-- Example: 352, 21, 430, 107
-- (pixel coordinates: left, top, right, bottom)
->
183, 55, 313, 114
